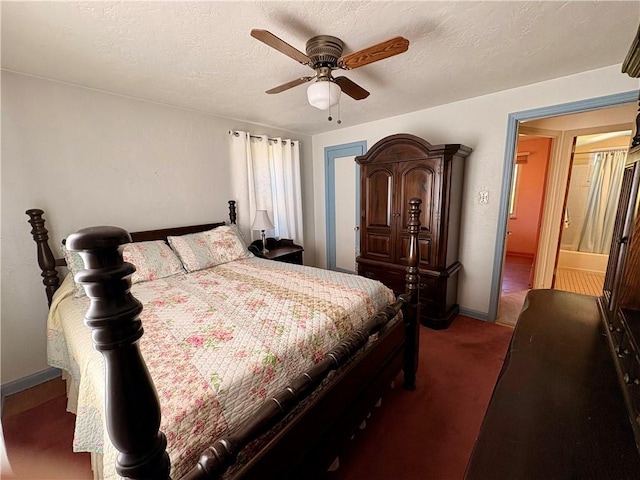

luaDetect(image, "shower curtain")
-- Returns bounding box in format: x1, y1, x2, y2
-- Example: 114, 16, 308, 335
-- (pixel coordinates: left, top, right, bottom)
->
577, 149, 627, 254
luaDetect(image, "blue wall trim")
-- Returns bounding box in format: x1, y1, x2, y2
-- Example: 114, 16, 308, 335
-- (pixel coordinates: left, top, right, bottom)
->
510, 91, 640, 122
1, 367, 61, 414
488, 90, 639, 321
459, 307, 490, 321
324, 141, 367, 271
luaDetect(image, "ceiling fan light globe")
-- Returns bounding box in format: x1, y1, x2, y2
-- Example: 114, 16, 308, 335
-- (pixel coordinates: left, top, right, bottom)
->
307, 81, 341, 110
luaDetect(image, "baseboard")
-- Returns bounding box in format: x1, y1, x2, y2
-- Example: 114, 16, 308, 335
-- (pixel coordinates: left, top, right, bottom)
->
505, 251, 535, 260
1, 367, 61, 415
459, 307, 490, 321
557, 266, 606, 275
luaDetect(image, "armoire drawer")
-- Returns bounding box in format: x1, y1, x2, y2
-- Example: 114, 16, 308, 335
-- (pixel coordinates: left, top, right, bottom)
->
358, 263, 406, 294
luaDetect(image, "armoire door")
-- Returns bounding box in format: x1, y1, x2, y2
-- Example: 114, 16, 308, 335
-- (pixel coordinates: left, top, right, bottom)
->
362, 164, 395, 262
396, 159, 440, 268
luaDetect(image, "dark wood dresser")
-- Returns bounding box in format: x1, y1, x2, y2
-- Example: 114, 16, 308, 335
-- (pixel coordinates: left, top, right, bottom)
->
355, 133, 471, 329
465, 289, 640, 480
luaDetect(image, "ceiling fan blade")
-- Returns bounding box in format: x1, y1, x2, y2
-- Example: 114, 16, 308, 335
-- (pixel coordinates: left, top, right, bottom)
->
334, 77, 370, 100
251, 29, 312, 66
338, 36, 409, 70
266, 76, 314, 94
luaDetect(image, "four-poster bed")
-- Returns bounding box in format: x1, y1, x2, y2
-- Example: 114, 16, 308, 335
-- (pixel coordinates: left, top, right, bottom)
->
27, 198, 423, 480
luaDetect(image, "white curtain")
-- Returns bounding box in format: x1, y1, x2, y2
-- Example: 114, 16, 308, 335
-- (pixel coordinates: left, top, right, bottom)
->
577, 149, 627, 254
229, 131, 304, 246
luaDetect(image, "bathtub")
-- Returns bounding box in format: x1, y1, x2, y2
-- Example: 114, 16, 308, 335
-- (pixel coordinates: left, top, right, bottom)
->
557, 249, 608, 274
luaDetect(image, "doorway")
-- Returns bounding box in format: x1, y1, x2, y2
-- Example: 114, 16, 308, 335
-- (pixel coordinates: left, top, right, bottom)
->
491, 92, 638, 325
324, 141, 366, 273
554, 130, 631, 296
498, 134, 552, 325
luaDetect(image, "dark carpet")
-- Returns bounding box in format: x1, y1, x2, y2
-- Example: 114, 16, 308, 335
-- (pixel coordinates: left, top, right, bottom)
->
324, 315, 513, 480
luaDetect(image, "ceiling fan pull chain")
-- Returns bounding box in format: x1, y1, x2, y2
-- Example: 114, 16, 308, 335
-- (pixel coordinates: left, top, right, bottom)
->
327, 81, 333, 122
326, 92, 342, 124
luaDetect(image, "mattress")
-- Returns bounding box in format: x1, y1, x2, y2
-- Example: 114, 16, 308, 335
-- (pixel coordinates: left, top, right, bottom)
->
47, 257, 395, 479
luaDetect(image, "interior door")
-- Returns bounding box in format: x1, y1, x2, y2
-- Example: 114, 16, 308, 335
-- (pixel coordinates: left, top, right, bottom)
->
552, 136, 577, 289
334, 155, 358, 272
325, 141, 366, 272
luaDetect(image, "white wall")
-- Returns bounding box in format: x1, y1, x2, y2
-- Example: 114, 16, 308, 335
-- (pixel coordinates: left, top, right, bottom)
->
311, 65, 638, 318
1, 71, 313, 384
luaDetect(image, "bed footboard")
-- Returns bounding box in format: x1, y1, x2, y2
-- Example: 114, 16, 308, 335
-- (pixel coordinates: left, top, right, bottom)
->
65, 198, 421, 480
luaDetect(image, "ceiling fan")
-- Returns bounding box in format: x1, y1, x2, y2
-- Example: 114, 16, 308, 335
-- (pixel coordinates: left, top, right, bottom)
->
251, 29, 409, 111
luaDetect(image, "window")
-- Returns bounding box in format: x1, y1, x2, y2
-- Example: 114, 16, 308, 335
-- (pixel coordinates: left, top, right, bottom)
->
509, 152, 528, 218
509, 163, 520, 218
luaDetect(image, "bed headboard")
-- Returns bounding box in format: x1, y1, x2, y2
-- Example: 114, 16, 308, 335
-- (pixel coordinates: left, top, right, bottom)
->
129, 222, 226, 243
26, 200, 237, 306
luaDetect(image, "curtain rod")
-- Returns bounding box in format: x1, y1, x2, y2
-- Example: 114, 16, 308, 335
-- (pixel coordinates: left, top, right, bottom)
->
228, 130, 299, 146
574, 147, 629, 155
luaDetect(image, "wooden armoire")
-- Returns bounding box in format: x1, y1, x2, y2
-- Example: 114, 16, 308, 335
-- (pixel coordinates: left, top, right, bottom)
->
355, 133, 472, 329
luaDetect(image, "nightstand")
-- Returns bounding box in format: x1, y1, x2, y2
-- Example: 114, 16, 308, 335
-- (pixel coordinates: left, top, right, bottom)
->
250, 238, 304, 265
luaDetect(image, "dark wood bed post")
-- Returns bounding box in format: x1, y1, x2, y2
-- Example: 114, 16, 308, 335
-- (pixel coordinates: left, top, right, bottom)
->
66, 227, 171, 480
402, 197, 422, 390
228, 200, 237, 224
26, 209, 61, 306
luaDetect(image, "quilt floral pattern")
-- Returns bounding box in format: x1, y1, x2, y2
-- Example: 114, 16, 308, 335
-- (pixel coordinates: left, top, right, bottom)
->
47, 257, 395, 479
122, 240, 185, 284
168, 225, 251, 272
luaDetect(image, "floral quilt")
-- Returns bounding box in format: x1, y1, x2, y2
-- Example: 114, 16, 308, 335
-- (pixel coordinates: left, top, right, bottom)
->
47, 257, 395, 479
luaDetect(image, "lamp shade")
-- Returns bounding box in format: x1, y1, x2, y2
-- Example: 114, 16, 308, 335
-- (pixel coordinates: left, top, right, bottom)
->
307, 80, 341, 110
251, 210, 274, 231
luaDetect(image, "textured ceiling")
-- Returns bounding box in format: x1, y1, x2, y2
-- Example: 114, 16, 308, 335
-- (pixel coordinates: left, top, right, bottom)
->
2, 1, 639, 135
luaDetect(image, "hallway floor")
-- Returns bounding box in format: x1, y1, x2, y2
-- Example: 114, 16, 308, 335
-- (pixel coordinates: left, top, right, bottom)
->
497, 254, 532, 327
498, 254, 606, 326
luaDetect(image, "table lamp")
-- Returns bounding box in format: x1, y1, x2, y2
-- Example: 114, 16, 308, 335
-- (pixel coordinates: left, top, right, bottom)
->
251, 210, 274, 254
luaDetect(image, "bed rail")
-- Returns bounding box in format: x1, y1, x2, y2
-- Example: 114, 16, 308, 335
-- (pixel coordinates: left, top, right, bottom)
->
63, 198, 421, 480
183, 299, 409, 479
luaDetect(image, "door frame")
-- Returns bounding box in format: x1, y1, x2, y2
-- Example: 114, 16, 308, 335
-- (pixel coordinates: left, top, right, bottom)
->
324, 141, 367, 272
516, 125, 562, 289
535, 123, 634, 290
488, 90, 638, 321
